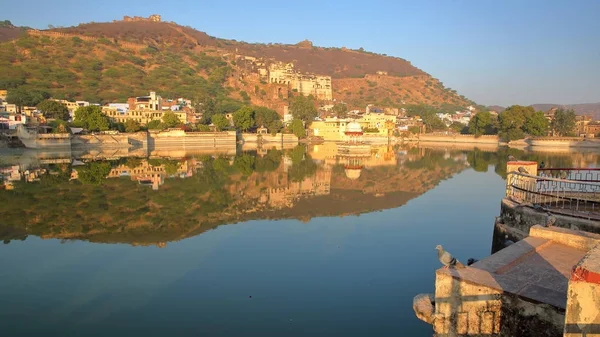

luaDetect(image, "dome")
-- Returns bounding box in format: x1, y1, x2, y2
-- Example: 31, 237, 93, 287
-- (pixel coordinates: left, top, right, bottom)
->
344, 121, 363, 134
344, 168, 362, 180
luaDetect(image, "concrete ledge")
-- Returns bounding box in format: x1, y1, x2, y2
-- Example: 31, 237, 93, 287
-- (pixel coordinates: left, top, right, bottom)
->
571, 244, 600, 284
530, 225, 600, 251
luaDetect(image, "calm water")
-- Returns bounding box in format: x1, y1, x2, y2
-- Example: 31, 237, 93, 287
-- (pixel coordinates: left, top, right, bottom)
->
1, 144, 598, 337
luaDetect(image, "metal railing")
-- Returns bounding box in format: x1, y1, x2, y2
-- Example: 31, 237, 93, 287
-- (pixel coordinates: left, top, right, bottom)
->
538, 168, 600, 182
506, 171, 600, 220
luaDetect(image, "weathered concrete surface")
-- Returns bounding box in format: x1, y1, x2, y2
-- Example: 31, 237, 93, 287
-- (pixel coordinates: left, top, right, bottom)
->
416, 226, 596, 337
564, 244, 600, 337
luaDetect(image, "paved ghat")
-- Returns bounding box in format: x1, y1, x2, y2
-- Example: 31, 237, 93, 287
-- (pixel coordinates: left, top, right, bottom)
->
415, 225, 600, 337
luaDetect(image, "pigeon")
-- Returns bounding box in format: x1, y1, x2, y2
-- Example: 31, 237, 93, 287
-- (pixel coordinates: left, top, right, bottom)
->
545, 213, 556, 227
518, 166, 529, 174
539, 161, 546, 169
436, 245, 465, 269
508, 155, 516, 161
560, 170, 568, 179
467, 258, 478, 266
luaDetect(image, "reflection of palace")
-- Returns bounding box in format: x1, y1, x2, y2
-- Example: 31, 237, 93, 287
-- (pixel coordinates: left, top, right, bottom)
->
106, 159, 194, 190
311, 126, 397, 182
265, 156, 332, 208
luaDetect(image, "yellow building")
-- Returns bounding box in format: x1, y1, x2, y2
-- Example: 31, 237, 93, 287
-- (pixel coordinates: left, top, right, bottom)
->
102, 107, 187, 125
309, 114, 396, 142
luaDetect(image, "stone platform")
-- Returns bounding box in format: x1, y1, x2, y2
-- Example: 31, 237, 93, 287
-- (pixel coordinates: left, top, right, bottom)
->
415, 226, 600, 337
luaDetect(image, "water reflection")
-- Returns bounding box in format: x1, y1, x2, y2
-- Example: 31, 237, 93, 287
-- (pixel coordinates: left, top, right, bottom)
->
2, 144, 600, 247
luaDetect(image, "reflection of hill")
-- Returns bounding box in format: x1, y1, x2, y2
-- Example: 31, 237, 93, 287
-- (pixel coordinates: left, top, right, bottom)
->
262, 189, 420, 220
0, 146, 471, 246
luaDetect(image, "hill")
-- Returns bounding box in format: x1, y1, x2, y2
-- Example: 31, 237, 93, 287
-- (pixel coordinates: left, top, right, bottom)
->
489, 103, 600, 119
531, 103, 600, 118
0, 17, 475, 113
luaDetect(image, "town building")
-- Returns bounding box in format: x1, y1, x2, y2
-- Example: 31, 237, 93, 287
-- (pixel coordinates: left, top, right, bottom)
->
586, 122, 600, 136
102, 107, 186, 125
574, 115, 593, 136
128, 92, 163, 111
0, 113, 28, 129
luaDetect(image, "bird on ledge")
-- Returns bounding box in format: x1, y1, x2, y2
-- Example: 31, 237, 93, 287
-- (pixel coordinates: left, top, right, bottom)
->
436, 245, 465, 269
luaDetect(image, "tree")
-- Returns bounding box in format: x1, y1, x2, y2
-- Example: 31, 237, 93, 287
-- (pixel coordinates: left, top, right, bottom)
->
467, 111, 497, 136
332, 103, 348, 119
73, 105, 110, 131
211, 113, 229, 131
551, 108, 576, 136
289, 95, 318, 122
421, 114, 447, 132
449, 122, 467, 134
194, 95, 216, 125
523, 111, 549, 136
255, 107, 282, 134
498, 105, 530, 141
290, 119, 306, 138
6, 88, 50, 113
36, 100, 70, 121
233, 106, 255, 132
147, 120, 162, 130
124, 119, 141, 133
162, 111, 181, 128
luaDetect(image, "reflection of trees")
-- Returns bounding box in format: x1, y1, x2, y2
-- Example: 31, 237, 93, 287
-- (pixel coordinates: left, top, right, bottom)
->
466, 148, 494, 173
404, 149, 460, 171
77, 162, 112, 185
288, 145, 317, 182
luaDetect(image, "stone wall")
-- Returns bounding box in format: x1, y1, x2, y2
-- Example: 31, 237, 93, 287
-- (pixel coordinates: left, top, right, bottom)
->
150, 131, 236, 148
72, 132, 148, 148
409, 134, 500, 144
240, 133, 299, 144
28, 30, 145, 50
433, 272, 565, 337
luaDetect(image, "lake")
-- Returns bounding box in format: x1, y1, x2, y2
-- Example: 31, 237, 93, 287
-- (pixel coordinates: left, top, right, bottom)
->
1, 143, 598, 337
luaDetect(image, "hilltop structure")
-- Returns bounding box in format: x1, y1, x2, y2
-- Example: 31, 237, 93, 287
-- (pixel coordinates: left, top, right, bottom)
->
268, 62, 332, 101
121, 15, 161, 22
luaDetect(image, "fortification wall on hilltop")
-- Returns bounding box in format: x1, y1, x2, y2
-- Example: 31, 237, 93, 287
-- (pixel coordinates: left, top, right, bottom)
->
27, 30, 145, 50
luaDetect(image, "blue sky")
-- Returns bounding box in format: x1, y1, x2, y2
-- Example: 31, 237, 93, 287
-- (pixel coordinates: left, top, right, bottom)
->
4, 0, 599, 106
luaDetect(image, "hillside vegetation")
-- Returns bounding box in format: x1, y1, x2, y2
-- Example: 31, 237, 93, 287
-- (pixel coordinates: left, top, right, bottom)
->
0, 19, 475, 110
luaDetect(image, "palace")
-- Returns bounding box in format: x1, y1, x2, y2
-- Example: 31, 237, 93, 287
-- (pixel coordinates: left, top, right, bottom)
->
268, 62, 332, 101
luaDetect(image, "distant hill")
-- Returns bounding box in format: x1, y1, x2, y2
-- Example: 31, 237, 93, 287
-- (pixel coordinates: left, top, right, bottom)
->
0, 17, 475, 112
489, 103, 600, 119
531, 103, 600, 118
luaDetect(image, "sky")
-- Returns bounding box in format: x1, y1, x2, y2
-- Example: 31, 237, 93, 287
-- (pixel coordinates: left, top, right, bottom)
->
4, 0, 600, 106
